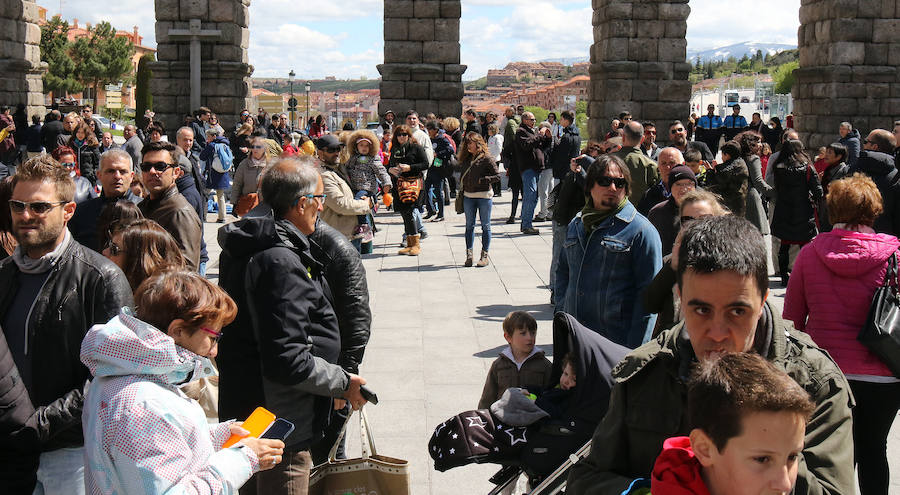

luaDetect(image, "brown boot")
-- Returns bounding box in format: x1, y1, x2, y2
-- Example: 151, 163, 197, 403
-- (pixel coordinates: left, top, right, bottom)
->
398, 235, 413, 255
464, 249, 473, 267
407, 234, 421, 255
476, 250, 490, 267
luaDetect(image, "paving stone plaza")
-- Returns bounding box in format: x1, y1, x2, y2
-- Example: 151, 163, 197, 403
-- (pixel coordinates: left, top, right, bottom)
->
202, 193, 900, 494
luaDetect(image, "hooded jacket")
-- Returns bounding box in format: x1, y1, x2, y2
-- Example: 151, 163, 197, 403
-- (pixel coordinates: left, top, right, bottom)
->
81, 311, 259, 494
838, 129, 861, 167
649, 437, 711, 495
565, 302, 855, 495
550, 124, 582, 180
771, 158, 822, 242
217, 213, 349, 451
784, 228, 900, 377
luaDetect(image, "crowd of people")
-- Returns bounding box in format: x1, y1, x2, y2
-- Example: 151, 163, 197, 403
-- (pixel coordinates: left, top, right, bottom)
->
1, 96, 900, 495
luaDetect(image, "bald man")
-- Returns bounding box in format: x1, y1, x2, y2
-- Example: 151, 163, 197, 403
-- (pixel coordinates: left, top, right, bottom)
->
121, 124, 144, 170
637, 147, 684, 215
614, 121, 659, 204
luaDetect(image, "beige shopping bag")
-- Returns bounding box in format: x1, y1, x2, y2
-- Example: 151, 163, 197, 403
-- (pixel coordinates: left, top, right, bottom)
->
308, 407, 410, 495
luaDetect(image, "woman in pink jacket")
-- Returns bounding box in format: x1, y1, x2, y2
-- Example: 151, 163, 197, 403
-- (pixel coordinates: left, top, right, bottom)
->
783, 173, 899, 495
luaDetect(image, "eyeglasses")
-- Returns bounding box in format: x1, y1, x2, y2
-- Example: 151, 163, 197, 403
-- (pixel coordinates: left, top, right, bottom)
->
9, 200, 67, 215
201, 327, 223, 343
672, 181, 695, 190
251, 145, 265, 149
105, 240, 122, 256
140, 161, 174, 173
670, 128, 685, 134
596, 176, 627, 188
61, 161, 77, 169
298, 193, 327, 205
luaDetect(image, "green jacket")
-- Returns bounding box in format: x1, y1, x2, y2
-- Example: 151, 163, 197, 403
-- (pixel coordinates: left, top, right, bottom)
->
613, 146, 659, 205
565, 301, 855, 495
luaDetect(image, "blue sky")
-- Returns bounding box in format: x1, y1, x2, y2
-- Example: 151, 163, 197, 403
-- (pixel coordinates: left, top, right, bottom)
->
38, 0, 800, 80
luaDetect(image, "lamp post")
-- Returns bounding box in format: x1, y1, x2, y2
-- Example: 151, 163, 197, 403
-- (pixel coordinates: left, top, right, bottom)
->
304, 81, 311, 132
333, 92, 339, 130
288, 70, 295, 131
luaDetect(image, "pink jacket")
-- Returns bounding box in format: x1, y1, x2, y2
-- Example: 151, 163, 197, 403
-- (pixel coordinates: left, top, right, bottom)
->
783, 228, 900, 377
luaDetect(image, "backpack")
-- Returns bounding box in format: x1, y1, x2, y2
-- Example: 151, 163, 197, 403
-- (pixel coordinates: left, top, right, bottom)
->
210, 143, 233, 173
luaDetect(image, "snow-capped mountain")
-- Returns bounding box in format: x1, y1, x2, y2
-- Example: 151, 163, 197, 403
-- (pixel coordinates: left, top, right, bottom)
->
686, 42, 796, 63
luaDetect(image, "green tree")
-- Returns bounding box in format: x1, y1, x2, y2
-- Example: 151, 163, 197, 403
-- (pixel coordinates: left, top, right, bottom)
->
72, 21, 135, 107
40, 15, 82, 96
773, 61, 799, 94
524, 106, 549, 124
135, 53, 154, 123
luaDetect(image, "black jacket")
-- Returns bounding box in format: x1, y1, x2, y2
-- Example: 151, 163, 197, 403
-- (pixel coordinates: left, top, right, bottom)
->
0, 328, 39, 494
39, 120, 64, 154
71, 141, 101, 186
309, 219, 371, 375
818, 161, 850, 232
771, 159, 822, 242
705, 157, 749, 217
550, 124, 582, 180
0, 239, 133, 453
69, 191, 143, 252
551, 169, 587, 227
852, 151, 900, 235
464, 119, 482, 137
514, 124, 551, 173
388, 142, 429, 210
217, 214, 349, 450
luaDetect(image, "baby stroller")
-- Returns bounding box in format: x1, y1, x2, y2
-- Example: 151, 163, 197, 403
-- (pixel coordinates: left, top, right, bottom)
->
428, 312, 629, 493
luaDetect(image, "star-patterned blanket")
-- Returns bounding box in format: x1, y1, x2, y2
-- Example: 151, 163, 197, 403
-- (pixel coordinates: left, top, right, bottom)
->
429, 409, 531, 472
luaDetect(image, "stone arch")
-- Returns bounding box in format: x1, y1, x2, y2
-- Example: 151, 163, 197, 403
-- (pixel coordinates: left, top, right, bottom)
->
0, 0, 46, 118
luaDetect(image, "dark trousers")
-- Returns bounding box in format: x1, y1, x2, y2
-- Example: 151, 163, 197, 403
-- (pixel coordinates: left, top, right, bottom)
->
310, 402, 351, 465
240, 449, 313, 495
509, 185, 522, 218
400, 208, 417, 236
424, 171, 444, 218
849, 379, 900, 495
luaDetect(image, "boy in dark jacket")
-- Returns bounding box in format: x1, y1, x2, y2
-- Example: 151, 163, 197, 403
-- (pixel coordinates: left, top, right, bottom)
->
478, 311, 553, 409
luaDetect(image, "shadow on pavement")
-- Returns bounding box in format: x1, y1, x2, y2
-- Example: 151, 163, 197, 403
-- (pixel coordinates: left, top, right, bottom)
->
474, 303, 554, 323
378, 264, 456, 272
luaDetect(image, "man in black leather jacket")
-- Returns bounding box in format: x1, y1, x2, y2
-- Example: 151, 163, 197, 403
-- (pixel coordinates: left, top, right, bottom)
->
308, 217, 372, 464
0, 155, 132, 493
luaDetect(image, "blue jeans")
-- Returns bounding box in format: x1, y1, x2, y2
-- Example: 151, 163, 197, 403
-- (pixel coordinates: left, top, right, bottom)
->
354, 189, 370, 225
520, 168, 538, 229
32, 447, 85, 495
424, 170, 444, 218
464, 196, 493, 251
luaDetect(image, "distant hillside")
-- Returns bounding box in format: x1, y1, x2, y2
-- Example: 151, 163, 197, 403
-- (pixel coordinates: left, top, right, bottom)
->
253, 78, 380, 94
687, 42, 796, 63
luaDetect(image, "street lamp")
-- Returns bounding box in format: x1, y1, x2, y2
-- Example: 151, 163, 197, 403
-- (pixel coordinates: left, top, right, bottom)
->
333, 92, 339, 130
288, 70, 295, 131
304, 81, 311, 131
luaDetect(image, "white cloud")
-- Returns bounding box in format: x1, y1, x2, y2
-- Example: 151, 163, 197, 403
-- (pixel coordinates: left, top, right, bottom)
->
686, 0, 800, 49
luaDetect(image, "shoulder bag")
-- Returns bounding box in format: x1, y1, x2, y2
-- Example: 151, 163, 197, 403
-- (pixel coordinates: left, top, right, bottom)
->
858, 252, 900, 377
455, 163, 472, 214
309, 407, 410, 495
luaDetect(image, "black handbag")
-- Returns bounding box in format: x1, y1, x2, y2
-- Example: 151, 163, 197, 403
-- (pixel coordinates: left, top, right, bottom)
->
858, 252, 900, 377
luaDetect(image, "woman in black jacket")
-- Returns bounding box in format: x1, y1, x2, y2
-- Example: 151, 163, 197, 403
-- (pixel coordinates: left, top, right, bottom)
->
67, 122, 101, 186
704, 141, 749, 217
771, 139, 823, 285
388, 124, 429, 256
458, 132, 500, 267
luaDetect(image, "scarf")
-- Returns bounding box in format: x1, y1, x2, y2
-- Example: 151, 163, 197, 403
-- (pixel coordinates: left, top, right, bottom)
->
250, 155, 266, 168
581, 197, 627, 235
12, 228, 72, 274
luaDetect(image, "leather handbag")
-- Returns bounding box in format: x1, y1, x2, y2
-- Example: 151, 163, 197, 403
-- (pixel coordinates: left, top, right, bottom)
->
858, 252, 900, 377
309, 407, 410, 495
396, 175, 423, 204
455, 164, 471, 214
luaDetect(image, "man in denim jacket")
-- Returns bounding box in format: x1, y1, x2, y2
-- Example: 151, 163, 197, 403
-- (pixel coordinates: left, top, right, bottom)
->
554, 154, 662, 349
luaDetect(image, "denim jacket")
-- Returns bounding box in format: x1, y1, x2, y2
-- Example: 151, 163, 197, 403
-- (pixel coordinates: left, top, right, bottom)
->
554, 201, 662, 349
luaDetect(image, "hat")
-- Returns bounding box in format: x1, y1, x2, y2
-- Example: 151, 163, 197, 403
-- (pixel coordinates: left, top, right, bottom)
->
384, 110, 395, 117
315, 134, 343, 150
668, 165, 697, 189
356, 137, 373, 146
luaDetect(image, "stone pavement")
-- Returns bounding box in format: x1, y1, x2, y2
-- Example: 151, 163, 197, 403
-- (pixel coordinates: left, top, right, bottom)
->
203, 193, 900, 494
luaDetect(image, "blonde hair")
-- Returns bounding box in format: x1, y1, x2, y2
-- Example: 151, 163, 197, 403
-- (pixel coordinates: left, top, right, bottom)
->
442, 117, 460, 133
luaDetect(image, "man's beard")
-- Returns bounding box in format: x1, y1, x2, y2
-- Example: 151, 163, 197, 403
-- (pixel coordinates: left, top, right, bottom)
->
15, 222, 63, 255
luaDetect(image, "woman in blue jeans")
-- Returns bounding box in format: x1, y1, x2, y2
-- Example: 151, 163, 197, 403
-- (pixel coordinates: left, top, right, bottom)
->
458, 132, 500, 267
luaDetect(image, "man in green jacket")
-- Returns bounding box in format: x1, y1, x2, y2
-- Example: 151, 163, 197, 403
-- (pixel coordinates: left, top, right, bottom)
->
566, 215, 854, 495
614, 121, 659, 204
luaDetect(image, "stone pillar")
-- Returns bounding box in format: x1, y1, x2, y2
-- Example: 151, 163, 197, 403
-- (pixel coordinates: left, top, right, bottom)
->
378, 0, 466, 119
587, 0, 692, 142
793, 0, 899, 149
0, 0, 46, 117
151, 0, 253, 137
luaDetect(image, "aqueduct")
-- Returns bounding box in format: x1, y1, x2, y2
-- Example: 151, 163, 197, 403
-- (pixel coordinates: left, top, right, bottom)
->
1, 0, 898, 147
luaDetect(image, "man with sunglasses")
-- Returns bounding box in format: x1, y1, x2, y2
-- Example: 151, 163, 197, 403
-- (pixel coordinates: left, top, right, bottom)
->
667, 120, 713, 163
554, 154, 662, 349
852, 129, 900, 235
0, 155, 132, 494
137, 141, 203, 270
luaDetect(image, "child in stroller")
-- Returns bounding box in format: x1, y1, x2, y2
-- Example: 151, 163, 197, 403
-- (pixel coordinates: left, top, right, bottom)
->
429, 312, 630, 488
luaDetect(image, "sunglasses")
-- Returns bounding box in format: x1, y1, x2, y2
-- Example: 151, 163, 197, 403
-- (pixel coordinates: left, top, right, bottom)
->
251, 145, 265, 149
324, 147, 342, 153
396, 133, 409, 137
9, 200, 67, 215
596, 176, 627, 188
201, 327, 223, 343
61, 161, 77, 169
140, 161, 174, 173
670, 128, 685, 134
